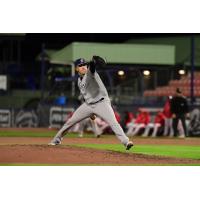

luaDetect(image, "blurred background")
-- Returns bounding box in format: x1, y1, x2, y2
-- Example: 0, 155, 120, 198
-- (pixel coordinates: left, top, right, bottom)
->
0, 33, 200, 136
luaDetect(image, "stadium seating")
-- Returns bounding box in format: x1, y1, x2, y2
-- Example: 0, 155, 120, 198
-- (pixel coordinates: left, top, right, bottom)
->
144, 72, 200, 97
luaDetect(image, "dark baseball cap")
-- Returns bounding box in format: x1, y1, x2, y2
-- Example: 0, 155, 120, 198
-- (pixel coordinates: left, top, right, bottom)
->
74, 58, 88, 67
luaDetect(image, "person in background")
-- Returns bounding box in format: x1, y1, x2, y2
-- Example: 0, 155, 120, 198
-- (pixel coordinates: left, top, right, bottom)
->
188, 108, 200, 136
170, 88, 189, 138
77, 114, 102, 138
114, 110, 121, 124
142, 111, 165, 137
124, 111, 135, 132
123, 111, 135, 129
126, 109, 150, 136
95, 109, 122, 136
163, 96, 174, 137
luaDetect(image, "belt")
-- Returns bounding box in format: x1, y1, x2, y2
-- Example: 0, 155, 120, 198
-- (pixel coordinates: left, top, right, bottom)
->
89, 98, 104, 105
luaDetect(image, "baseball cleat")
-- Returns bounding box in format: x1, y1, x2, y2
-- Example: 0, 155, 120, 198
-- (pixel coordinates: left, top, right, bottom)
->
126, 141, 134, 150
48, 138, 61, 146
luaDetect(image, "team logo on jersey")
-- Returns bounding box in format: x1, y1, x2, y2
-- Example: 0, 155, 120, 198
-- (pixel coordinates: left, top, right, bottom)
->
79, 83, 86, 89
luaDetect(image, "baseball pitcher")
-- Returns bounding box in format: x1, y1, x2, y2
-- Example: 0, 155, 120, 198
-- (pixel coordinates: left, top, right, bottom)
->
49, 56, 133, 150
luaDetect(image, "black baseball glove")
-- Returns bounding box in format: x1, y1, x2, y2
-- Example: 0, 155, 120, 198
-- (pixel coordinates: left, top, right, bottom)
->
91, 55, 106, 68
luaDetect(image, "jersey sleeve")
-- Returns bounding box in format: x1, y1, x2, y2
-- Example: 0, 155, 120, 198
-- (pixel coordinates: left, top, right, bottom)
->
89, 61, 96, 74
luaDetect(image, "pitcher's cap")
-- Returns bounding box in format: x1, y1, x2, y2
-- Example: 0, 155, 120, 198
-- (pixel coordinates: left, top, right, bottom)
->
74, 58, 88, 67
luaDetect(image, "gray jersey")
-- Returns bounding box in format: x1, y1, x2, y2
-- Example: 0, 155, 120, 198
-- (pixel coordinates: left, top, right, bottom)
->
78, 69, 109, 104
50, 57, 132, 148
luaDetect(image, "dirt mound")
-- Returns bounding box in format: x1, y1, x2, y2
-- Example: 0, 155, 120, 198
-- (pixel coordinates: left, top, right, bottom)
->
0, 144, 199, 165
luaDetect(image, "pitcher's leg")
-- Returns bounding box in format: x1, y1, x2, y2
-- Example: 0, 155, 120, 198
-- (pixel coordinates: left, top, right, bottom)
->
50, 103, 92, 144
94, 102, 129, 146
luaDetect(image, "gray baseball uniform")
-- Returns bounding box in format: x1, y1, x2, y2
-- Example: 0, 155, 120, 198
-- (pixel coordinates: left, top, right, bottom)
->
50, 60, 130, 146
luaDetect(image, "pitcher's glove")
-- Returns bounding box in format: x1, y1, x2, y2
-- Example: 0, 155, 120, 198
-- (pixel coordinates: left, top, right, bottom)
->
91, 55, 106, 68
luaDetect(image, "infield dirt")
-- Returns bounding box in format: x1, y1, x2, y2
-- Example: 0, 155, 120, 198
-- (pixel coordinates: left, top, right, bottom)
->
0, 137, 200, 165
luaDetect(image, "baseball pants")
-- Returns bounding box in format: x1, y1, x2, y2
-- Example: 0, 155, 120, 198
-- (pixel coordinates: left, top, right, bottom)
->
51, 99, 129, 146
142, 123, 161, 137
163, 118, 174, 136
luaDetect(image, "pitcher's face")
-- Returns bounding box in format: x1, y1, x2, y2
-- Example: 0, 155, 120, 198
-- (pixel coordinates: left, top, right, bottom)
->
76, 65, 88, 75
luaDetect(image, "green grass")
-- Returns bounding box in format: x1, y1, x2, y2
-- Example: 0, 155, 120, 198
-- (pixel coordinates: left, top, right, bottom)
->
74, 144, 200, 160
0, 130, 96, 138
0, 130, 56, 137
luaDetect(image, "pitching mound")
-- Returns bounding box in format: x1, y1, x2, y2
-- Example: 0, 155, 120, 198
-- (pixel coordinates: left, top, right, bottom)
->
0, 144, 200, 165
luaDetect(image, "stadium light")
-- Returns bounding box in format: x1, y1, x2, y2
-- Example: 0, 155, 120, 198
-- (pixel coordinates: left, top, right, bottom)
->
143, 70, 150, 76
118, 70, 125, 76
178, 69, 186, 75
